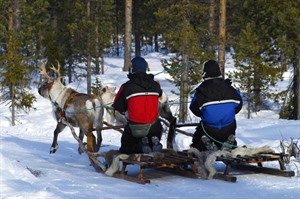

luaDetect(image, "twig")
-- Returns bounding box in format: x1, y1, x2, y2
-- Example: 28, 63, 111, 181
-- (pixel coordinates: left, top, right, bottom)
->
103, 121, 124, 134
176, 123, 198, 128
176, 128, 193, 137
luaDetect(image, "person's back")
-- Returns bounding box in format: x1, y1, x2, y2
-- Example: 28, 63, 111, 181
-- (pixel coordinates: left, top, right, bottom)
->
113, 56, 163, 154
190, 60, 243, 151
115, 71, 161, 124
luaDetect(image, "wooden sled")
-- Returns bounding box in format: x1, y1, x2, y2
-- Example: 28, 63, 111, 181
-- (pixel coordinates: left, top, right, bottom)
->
112, 150, 198, 184
180, 150, 295, 182
62, 117, 295, 184
216, 152, 295, 178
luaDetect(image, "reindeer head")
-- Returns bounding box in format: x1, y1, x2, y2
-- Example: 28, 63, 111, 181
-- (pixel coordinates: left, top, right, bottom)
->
98, 86, 117, 106
38, 61, 63, 100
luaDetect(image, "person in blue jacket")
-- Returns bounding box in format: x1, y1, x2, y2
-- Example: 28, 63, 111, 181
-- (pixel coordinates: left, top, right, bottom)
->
189, 60, 243, 151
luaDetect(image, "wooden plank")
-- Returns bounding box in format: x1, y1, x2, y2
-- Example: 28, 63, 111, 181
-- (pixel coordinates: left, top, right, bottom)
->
213, 173, 237, 183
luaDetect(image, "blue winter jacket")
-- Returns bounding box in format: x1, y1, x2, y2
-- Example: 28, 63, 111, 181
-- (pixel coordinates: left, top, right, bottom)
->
189, 78, 243, 129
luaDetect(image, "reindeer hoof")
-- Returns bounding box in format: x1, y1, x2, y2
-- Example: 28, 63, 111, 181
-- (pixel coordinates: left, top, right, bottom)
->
50, 146, 58, 154
78, 147, 84, 155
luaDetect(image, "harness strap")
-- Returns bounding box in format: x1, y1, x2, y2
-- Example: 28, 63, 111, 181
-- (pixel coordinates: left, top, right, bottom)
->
54, 91, 79, 118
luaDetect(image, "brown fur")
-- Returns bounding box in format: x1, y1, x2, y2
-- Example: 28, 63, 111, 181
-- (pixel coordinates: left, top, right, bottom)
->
38, 61, 104, 154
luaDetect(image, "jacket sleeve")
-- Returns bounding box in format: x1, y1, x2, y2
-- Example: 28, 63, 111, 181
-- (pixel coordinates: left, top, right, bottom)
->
112, 86, 127, 114
234, 89, 243, 114
189, 93, 202, 117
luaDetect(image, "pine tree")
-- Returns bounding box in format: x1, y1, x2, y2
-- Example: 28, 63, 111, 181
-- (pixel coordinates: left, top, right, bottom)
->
0, 30, 36, 126
153, 0, 211, 122
229, 23, 280, 118
227, 0, 300, 119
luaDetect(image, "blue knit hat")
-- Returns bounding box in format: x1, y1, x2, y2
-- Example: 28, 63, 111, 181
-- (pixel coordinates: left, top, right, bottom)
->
130, 56, 148, 73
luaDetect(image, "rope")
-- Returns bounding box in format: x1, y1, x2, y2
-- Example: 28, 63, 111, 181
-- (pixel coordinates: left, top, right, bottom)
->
201, 121, 238, 148
51, 100, 112, 115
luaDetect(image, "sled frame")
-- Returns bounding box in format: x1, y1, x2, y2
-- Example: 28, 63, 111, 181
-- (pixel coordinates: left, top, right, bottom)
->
216, 153, 295, 177
117, 151, 198, 184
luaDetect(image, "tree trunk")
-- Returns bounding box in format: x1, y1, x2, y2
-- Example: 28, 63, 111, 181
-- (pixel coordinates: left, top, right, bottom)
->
11, 83, 15, 126
253, 66, 261, 112
179, 53, 189, 123
86, 0, 92, 94
218, 0, 226, 77
8, 0, 20, 126
154, 34, 159, 52
95, 56, 100, 75
247, 80, 251, 119
95, 6, 100, 75
208, 0, 215, 54
101, 55, 104, 75
295, 51, 300, 119
133, 0, 141, 57
135, 31, 141, 56
114, 0, 120, 56
123, 0, 132, 71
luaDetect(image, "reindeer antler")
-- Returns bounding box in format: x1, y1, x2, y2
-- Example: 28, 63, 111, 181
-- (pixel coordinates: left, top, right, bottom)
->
50, 61, 61, 81
39, 60, 52, 81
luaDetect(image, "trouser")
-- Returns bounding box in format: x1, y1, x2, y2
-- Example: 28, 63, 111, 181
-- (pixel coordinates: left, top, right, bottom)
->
119, 119, 163, 154
191, 120, 237, 152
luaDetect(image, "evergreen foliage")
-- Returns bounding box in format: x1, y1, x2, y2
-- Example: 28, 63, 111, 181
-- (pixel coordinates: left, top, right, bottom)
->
0, 0, 299, 122
0, 30, 36, 125
227, 0, 299, 118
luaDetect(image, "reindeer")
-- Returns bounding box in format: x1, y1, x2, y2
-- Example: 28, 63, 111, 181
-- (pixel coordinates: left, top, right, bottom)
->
38, 61, 104, 154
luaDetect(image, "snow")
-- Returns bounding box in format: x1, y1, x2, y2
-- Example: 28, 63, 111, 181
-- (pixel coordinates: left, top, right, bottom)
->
1, 52, 300, 199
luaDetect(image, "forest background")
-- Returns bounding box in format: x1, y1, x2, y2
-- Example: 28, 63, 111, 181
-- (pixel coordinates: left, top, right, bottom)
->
0, 0, 299, 126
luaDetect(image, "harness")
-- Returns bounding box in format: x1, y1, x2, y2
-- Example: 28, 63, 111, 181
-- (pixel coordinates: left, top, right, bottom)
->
52, 91, 79, 119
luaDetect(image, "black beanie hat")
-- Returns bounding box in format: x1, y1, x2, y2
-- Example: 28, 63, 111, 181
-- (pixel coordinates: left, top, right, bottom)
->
130, 56, 148, 73
202, 60, 222, 79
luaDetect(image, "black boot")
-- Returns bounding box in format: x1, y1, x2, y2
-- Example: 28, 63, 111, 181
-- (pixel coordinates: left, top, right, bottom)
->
221, 135, 236, 151
151, 136, 163, 152
140, 137, 152, 154
201, 135, 218, 151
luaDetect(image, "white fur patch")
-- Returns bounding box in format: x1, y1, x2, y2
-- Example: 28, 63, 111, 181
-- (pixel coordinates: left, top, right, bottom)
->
204, 146, 275, 179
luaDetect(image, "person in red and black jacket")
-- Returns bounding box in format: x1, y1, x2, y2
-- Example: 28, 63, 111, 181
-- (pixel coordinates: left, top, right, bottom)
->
190, 60, 243, 152
112, 56, 163, 154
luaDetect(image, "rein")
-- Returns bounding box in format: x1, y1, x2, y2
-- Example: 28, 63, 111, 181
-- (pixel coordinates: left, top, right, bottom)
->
50, 95, 112, 116
201, 121, 238, 148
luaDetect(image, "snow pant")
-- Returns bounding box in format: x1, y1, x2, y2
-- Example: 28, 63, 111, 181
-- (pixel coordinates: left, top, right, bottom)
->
190, 120, 237, 152
119, 119, 163, 154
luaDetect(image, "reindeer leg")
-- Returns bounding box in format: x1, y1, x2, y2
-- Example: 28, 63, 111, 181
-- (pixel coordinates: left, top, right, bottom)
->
95, 106, 104, 152
50, 122, 66, 154
86, 123, 96, 152
95, 129, 102, 152
77, 129, 85, 154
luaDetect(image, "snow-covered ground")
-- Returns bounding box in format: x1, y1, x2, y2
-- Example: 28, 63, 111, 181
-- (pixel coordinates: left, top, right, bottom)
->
0, 53, 299, 199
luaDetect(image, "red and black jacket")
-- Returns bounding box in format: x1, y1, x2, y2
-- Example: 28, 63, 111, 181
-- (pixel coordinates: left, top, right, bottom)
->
112, 73, 162, 124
